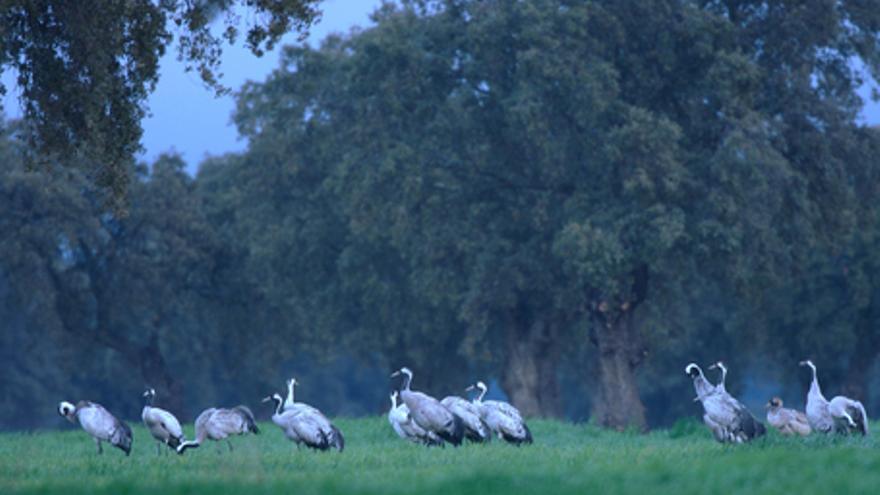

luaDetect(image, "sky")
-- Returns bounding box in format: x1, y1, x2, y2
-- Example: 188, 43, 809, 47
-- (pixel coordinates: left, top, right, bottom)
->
1, 0, 382, 173
139, 0, 382, 172
2, 1, 879, 174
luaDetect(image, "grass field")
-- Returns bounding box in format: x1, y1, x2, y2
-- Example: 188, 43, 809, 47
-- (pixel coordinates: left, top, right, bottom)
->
1, 417, 878, 494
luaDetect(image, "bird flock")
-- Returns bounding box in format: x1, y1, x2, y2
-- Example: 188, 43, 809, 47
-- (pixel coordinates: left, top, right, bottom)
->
686, 359, 868, 443
387, 367, 532, 447
56, 360, 867, 456
56, 366, 531, 456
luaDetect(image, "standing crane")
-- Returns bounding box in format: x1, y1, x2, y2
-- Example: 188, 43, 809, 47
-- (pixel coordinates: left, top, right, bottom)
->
141, 388, 185, 455
391, 367, 464, 446
686, 363, 765, 443
388, 391, 443, 446
441, 394, 491, 443
466, 381, 532, 445
799, 360, 868, 435
264, 393, 344, 451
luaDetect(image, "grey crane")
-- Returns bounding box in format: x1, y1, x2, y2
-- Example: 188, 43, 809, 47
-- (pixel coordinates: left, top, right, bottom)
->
388, 391, 443, 446
58, 400, 132, 456
685, 363, 734, 441
141, 388, 185, 455
441, 394, 491, 443
281, 378, 344, 449
799, 360, 868, 435
177, 405, 259, 454
466, 381, 532, 445
765, 397, 811, 436
391, 367, 464, 446
264, 393, 344, 451
685, 363, 766, 443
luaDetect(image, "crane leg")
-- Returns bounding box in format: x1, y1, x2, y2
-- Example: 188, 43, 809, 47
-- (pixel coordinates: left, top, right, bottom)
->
227, 440, 234, 452
95, 439, 103, 454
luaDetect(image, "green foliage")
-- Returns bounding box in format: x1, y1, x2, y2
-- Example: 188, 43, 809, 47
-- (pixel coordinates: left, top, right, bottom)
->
1, 418, 880, 494
3, 0, 880, 429
0, 0, 321, 211
220, 0, 880, 423
0, 133, 224, 421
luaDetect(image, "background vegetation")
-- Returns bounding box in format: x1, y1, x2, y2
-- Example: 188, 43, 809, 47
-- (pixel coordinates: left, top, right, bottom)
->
2, 0, 880, 431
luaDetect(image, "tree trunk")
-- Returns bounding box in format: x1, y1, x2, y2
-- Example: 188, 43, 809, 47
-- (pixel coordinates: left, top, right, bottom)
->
591, 308, 647, 431
500, 310, 562, 418
589, 264, 649, 431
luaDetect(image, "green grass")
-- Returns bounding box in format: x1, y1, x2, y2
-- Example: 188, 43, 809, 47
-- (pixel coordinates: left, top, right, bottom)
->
1, 418, 878, 494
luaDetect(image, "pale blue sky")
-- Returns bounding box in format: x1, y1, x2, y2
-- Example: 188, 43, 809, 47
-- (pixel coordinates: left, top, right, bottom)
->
2, 1, 879, 173
140, 0, 382, 171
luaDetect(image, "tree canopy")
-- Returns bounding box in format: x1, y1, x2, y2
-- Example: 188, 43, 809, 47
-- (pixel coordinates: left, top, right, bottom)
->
222, 0, 880, 428
2, 0, 880, 430
0, 0, 321, 211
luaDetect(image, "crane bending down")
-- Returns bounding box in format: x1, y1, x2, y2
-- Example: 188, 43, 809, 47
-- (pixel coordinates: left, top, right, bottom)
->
58, 400, 132, 456
177, 405, 259, 454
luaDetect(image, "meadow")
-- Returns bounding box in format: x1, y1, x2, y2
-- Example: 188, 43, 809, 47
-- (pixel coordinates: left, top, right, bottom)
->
1, 418, 878, 495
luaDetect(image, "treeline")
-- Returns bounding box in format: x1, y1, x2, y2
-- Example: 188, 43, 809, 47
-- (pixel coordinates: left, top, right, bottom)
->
2, 0, 880, 431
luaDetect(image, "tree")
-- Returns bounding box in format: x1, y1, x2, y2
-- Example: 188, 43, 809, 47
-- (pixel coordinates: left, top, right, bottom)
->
0, 148, 220, 417
0, 0, 321, 210
231, 0, 880, 428
752, 125, 880, 408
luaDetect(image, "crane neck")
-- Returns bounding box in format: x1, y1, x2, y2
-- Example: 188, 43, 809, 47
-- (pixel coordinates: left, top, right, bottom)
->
402, 373, 412, 391
272, 396, 284, 416
692, 374, 714, 399
477, 386, 487, 402
285, 381, 296, 406
809, 370, 823, 397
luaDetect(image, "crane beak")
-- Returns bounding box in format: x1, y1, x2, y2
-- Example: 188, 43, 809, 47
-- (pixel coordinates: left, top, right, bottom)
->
390, 371, 401, 378
465, 385, 475, 392
261, 396, 273, 403
798, 360, 809, 366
